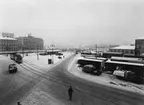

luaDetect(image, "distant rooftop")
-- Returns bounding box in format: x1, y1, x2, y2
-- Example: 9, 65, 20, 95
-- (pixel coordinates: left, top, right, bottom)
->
110, 45, 135, 50
0, 37, 16, 40
2, 32, 14, 38
136, 36, 144, 40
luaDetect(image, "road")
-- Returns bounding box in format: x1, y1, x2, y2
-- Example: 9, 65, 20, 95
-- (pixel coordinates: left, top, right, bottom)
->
0, 54, 144, 105
0, 56, 41, 105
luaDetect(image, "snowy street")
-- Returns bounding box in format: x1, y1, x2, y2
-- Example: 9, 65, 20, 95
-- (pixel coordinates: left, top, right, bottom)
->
2, 0, 144, 105
0, 53, 144, 105
21, 54, 144, 105
0, 52, 73, 105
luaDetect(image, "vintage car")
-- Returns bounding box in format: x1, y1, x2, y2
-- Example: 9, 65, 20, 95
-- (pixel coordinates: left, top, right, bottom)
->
113, 69, 136, 81
82, 65, 102, 75
8, 64, 18, 73
58, 56, 62, 59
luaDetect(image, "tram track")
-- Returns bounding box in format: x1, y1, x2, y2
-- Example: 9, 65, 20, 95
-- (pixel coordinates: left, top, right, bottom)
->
18, 61, 72, 87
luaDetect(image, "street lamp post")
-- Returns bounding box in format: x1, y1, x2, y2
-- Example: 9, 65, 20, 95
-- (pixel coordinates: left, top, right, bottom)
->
7, 39, 9, 56
37, 44, 39, 60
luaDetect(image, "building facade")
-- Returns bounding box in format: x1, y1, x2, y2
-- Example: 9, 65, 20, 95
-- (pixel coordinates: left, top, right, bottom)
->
135, 37, 144, 56
109, 45, 135, 55
16, 35, 44, 50
0, 33, 18, 52
2, 32, 14, 38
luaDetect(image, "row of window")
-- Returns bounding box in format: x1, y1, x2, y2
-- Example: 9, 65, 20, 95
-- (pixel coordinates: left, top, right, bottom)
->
109, 49, 134, 54
0, 47, 18, 51
0, 43, 43, 46
0, 41, 17, 43
0, 44, 17, 46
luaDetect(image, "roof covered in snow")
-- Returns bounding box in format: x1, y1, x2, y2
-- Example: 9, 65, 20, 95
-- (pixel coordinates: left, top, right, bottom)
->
110, 45, 135, 50
135, 36, 144, 40
0, 37, 17, 40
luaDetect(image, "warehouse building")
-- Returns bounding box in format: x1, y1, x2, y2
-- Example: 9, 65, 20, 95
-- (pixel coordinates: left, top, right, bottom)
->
109, 45, 135, 55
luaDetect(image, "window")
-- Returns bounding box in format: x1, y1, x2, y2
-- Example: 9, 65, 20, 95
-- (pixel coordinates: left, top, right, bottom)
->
124, 50, 127, 53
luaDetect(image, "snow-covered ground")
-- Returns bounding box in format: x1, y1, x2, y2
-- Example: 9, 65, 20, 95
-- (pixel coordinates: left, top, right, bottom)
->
0, 55, 15, 74
22, 52, 73, 69
68, 54, 144, 95
0, 52, 74, 105
0, 52, 73, 74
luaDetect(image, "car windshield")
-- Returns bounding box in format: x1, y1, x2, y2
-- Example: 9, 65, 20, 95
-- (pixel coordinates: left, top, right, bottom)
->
9, 64, 16, 67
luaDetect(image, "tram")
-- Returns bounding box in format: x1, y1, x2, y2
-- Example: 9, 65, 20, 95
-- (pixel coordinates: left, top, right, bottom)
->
10, 53, 23, 64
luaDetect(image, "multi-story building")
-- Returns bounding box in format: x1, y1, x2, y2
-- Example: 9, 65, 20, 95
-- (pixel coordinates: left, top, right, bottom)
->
16, 34, 44, 50
135, 37, 144, 56
109, 37, 144, 56
0, 33, 17, 52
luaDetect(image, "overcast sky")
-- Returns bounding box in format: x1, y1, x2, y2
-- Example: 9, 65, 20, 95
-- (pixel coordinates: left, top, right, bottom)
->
0, 0, 144, 47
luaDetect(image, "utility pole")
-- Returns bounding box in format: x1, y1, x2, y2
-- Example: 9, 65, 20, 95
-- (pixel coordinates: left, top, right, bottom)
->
22, 37, 24, 57
51, 44, 55, 64
22, 46, 24, 57
95, 44, 97, 59
6, 39, 8, 56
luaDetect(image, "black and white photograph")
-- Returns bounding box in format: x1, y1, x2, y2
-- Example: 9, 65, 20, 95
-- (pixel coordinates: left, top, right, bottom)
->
0, 0, 144, 105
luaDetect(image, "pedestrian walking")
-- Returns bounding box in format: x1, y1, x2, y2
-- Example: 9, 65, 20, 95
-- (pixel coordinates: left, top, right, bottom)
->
17, 102, 22, 105
68, 86, 73, 101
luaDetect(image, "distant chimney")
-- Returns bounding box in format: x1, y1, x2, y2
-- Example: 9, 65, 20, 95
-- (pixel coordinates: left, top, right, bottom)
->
28, 33, 33, 38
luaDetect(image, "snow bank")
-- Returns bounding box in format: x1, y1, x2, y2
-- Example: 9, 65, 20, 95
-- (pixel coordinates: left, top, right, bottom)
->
0, 55, 7, 58
23, 52, 73, 69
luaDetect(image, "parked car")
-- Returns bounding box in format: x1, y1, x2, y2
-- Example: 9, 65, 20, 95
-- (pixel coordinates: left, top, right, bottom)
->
113, 69, 136, 81
56, 52, 63, 56
39, 52, 47, 55
58, 56, 62, 59
8, 64, 18, 73
82, 65, 94, 74
82, 65, 102, 75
